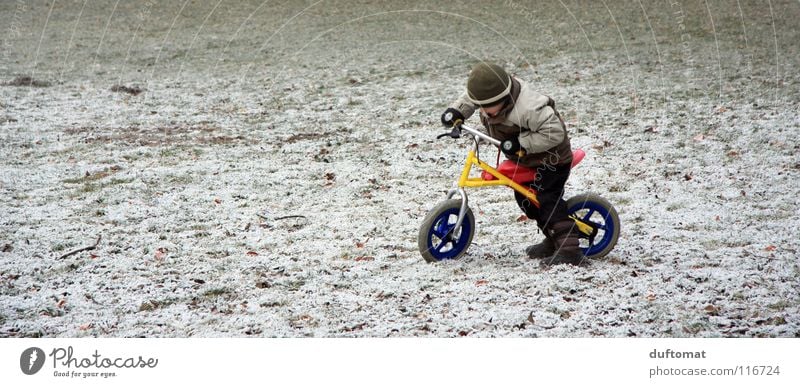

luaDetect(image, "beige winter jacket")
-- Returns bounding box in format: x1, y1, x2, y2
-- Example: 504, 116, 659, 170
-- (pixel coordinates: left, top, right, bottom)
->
449, 77, 573, 168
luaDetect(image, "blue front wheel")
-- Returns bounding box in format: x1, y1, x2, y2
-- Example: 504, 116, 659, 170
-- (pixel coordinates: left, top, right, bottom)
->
418, 199, 475, 263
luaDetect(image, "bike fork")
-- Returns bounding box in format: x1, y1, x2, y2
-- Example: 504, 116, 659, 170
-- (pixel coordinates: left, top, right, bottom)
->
446, 188, 469, 235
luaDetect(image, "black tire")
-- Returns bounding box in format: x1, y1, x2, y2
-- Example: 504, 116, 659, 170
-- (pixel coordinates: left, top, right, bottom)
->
565, 193, 620, 260
418, 199, 476, 263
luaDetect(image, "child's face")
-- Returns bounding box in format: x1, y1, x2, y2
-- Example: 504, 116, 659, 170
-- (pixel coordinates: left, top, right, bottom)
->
480, 103, 503, 118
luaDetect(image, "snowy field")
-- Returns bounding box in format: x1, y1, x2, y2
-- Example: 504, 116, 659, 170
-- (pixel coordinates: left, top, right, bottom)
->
1, 0, 798, 337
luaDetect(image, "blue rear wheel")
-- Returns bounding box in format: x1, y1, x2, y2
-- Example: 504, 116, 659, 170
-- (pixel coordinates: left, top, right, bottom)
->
418, 199, 475, 263
566, 193, 620, 259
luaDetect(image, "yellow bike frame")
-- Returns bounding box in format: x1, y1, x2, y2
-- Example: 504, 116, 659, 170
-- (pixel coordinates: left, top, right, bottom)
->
456, 149, 595, 236
458, 149, 540, 207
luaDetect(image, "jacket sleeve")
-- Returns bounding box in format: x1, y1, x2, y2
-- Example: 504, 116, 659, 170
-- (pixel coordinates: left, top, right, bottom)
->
448, 93, 477, 120
517, 106, 565, 154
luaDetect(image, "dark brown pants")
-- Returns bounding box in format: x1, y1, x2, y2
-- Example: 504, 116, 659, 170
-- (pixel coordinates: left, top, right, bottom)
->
513, 162, 572, 231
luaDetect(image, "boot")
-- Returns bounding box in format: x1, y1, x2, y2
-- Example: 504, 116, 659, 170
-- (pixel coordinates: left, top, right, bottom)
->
525, 237, 555, 259
540, 220, 586, 267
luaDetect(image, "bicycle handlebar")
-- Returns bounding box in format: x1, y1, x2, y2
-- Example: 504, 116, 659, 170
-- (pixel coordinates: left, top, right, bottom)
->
459, 124, 502, 147
438, 123, 502, 147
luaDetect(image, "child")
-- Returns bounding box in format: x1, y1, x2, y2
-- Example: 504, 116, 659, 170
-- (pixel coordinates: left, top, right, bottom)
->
440, 61, 583, 266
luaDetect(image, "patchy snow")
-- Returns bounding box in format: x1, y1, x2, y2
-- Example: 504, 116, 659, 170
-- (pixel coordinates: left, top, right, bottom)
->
1, 0, 798, 337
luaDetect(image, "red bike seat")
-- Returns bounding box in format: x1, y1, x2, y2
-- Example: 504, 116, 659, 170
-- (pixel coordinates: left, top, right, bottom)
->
481, 149, 586, 183
571, 148, 585, 167
481, 161, 537, 183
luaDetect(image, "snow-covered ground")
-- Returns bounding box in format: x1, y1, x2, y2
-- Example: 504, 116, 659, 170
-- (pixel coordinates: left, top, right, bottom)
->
1, 0, 798, 337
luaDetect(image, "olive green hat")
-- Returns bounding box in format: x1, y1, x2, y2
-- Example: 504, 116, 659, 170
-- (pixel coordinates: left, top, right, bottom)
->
465, 62, 511, 107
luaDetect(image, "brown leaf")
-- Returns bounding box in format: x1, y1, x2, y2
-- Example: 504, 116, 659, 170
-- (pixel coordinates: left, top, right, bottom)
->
646, 294, 656, 301
765, 245, 776, 252
355, 241, 365, 248
214, 198, 222, 205
255, 281, 271, 289
355, 256, 374, 262
79, 323, 93, 331
516, 215, 528, 222
111, 84, 144, 96
246, 251, 259, 256
57, 299, 66, 308
704, 305, 720, 316
475, 279, 488, 286
527, 312, 535, 324
726, 150, 739, 157
684, 172, 693, 181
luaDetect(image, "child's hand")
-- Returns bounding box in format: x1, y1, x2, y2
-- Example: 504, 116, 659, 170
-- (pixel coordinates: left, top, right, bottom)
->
501, 138, 525, 158
441, 108, 464, 127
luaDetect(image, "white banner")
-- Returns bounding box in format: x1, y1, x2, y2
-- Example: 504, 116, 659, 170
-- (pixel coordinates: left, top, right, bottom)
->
2, 339, 797, 386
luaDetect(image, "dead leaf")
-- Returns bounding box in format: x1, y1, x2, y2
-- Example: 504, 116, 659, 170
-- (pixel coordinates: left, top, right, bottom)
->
355, 256, 374, 262
516, 215, 528, 222
704, 305, 720, 316
214, 198, 222, 205
646, 294, 656, 301
355, 241, 365, 248
57, 299, 66, 308
246, 251, 259, 256
765, 245, 776, 252
89, 253, 99, 259
79, 323, 93, 331
475, 279, 488, 286
154, 248, 166, 260
684, 172, 693, 181
255, 281, 271, 289
714, 106, 728, 114
726, 150, 739, 157
527, 312, 535, 324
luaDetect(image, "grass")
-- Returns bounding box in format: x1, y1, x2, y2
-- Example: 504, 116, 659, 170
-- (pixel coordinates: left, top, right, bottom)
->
68, 177, 134, 198
62, 166, 123, 184
202, 287, 233, 298
768, 300, 791, 311
138, 298, 179, 312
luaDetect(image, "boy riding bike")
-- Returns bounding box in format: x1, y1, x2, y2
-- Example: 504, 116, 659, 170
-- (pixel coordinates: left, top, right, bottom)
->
440, 61, 583, 266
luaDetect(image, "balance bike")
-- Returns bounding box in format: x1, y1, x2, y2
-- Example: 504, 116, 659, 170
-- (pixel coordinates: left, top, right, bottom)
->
417, 123, 620, 263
